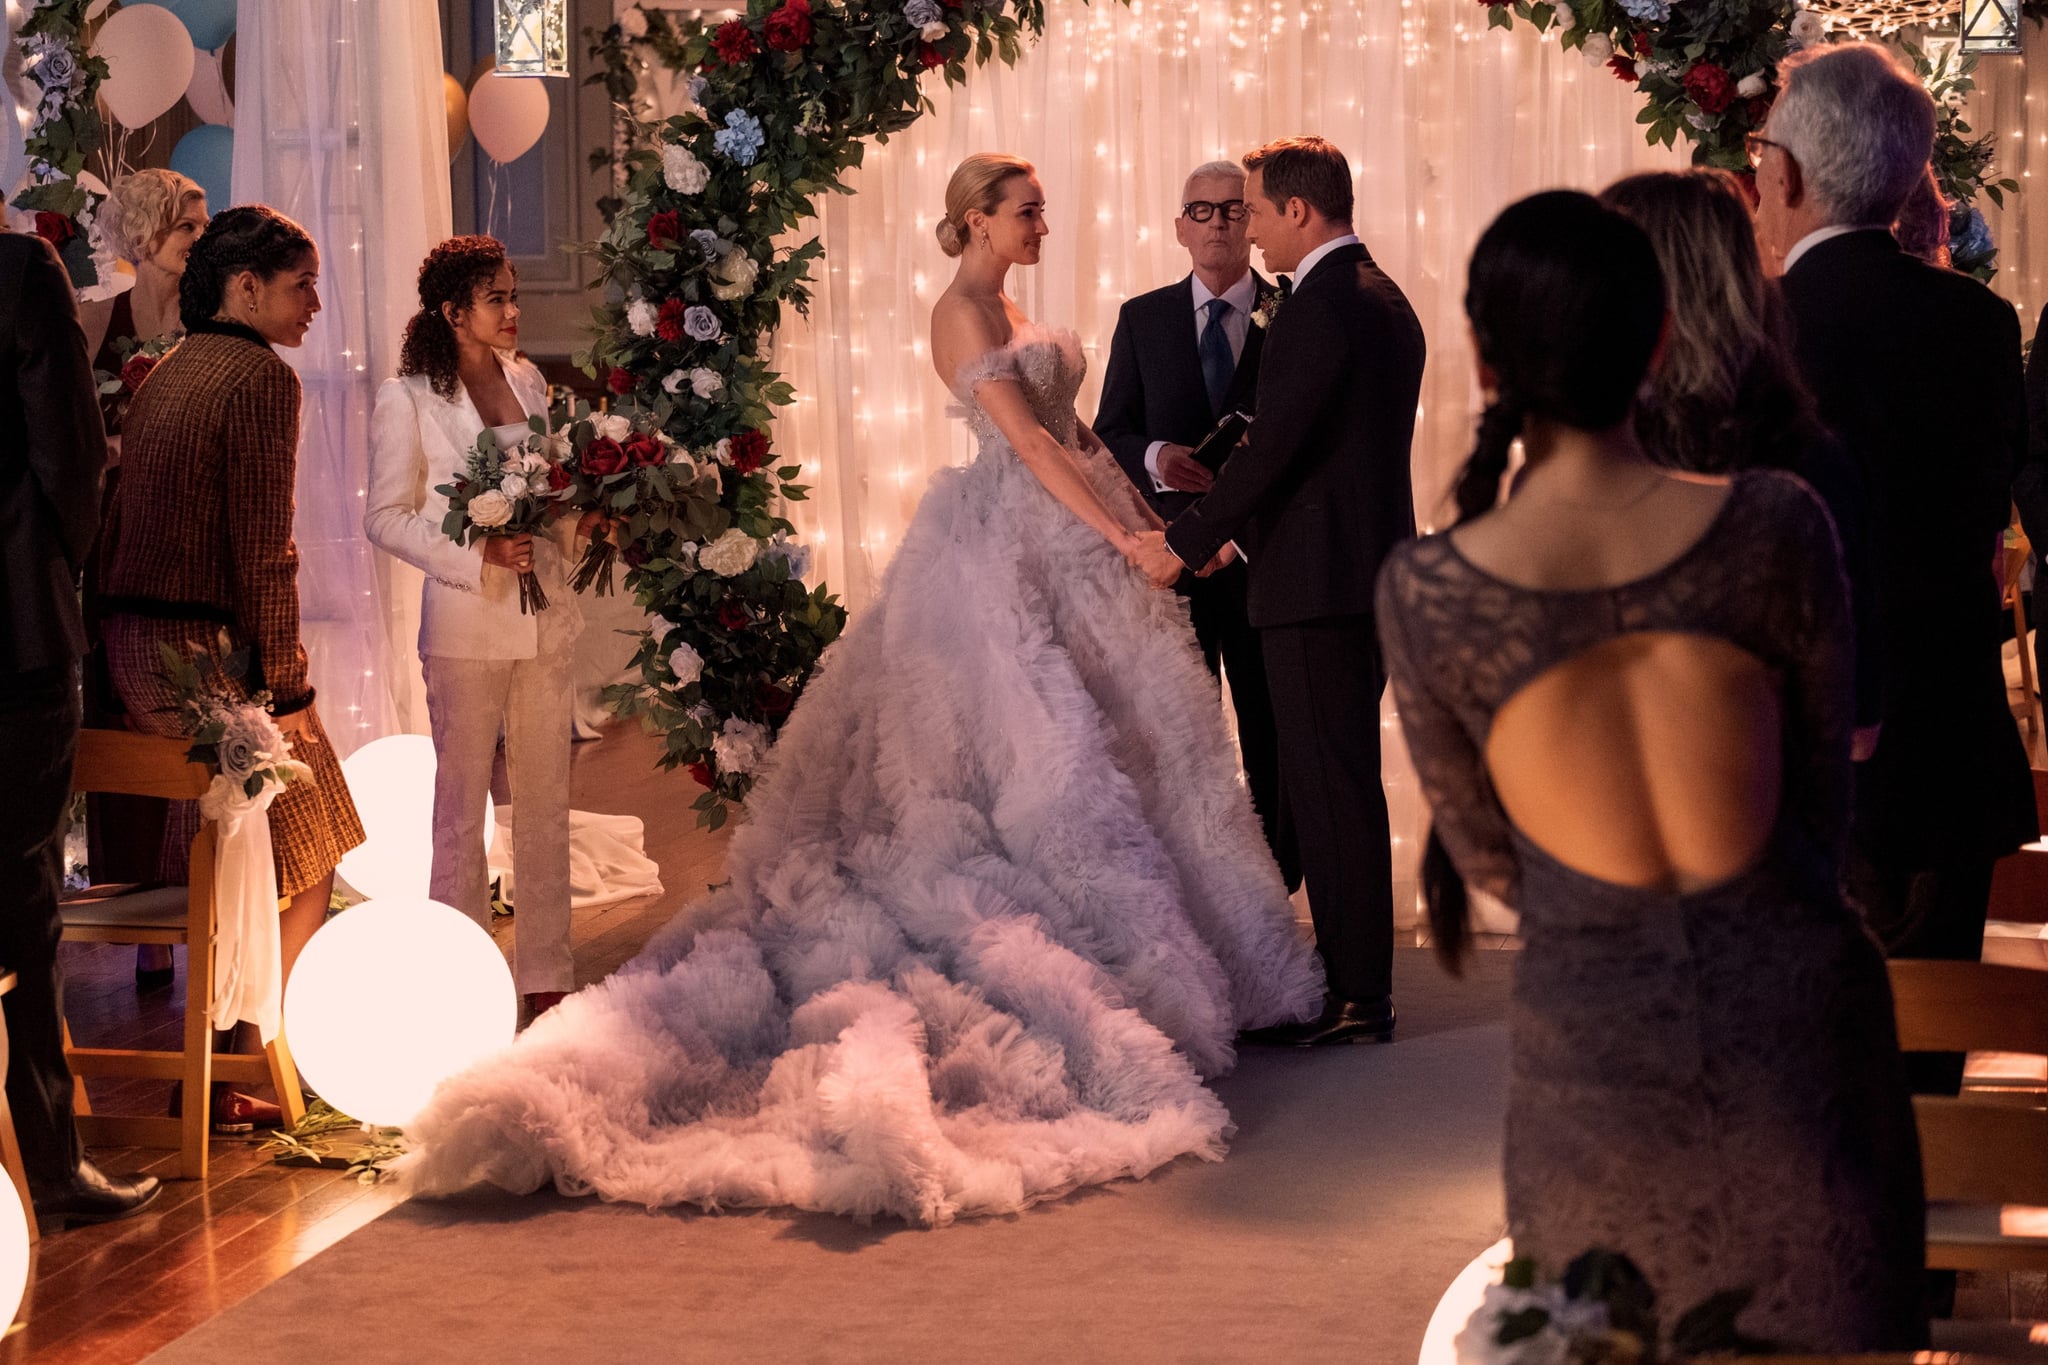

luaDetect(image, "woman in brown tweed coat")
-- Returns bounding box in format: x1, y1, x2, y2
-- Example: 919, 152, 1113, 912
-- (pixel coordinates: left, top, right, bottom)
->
102, 206, 365, 1132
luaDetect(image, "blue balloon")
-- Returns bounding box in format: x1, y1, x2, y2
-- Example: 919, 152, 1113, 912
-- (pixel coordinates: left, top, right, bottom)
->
131, 0, 237, 52
169, 124, 233, 210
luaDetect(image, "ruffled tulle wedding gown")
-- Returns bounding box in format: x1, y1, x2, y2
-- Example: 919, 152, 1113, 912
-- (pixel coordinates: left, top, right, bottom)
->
400, 325, 1324, 1224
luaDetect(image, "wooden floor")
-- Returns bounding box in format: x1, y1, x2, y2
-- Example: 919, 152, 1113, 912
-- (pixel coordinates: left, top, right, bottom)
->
3, 724, 731, 1365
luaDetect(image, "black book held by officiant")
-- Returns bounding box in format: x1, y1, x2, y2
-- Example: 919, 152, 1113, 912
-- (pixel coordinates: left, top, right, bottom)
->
1190, 410, 1251, 473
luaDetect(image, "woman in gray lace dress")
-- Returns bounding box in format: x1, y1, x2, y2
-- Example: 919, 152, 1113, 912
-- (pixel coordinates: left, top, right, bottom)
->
1376, 192, 1924, 1347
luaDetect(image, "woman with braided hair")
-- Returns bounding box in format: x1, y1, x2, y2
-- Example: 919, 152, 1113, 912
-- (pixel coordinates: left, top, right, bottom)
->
366, 235, 586, 1020
1375, 191, 1924, 1346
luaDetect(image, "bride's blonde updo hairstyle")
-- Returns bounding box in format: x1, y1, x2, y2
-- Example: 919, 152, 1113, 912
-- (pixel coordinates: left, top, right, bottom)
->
935, 153, 1034, 257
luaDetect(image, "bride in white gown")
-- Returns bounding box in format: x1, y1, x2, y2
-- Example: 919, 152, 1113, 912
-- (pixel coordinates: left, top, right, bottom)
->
400, 154, 1324, 1225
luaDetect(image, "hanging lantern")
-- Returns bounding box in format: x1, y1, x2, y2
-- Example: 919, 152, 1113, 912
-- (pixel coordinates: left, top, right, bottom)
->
495, 0, 570, 77
1960, 0, 2021, 53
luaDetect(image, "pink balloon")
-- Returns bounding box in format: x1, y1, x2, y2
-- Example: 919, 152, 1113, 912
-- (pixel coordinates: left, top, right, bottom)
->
467, 73, 550, 165
95, 4, 196, 129
185, 48, 233, 126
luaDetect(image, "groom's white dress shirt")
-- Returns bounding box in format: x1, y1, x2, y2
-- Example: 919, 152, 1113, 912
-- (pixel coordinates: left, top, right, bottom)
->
1142, 268, 1258, 493
1782, 224, 1877, 275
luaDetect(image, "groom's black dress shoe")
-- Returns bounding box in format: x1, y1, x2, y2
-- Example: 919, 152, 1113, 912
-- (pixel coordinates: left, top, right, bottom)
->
33, 1160, 162, 1227
1241, 994, 1395, 1048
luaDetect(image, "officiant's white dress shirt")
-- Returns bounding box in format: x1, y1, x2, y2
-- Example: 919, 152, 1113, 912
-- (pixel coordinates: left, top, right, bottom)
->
1142, 268, 1258, 493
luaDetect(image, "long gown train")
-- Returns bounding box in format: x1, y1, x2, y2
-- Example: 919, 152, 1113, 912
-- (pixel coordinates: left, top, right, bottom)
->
399, 327, 1325, 1224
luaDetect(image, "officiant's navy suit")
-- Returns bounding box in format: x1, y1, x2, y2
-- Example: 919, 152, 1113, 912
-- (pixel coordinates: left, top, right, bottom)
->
1166, 241, 1425, 1009
1095, 271, 1298, 889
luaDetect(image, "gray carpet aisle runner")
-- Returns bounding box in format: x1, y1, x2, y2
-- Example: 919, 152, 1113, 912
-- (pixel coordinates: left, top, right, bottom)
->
149, 947, 1514, 1365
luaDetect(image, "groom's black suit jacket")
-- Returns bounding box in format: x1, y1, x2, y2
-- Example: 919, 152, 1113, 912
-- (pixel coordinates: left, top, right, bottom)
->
1093, 272, 1276, 524
1164, 242, 1424, 629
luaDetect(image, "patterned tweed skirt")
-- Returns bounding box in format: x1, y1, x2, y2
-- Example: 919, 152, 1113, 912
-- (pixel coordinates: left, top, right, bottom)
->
101, 616, 365, 900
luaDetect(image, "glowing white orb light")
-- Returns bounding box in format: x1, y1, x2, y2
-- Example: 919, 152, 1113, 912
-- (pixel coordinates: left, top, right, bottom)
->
283, 898, 516, 1128
0, 1179, 29, 1326
335, 735, 491, 903
1418, 1237, 1515, 1365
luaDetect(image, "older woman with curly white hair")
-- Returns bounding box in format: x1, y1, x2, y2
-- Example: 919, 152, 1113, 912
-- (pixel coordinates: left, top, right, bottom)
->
82, 169, 207, 363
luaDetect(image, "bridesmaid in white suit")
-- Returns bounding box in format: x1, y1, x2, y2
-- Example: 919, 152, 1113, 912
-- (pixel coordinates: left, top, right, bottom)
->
366, 235, 585, 1017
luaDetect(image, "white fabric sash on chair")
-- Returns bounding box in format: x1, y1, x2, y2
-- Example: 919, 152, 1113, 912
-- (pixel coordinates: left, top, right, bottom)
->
199, 776, 285, 1044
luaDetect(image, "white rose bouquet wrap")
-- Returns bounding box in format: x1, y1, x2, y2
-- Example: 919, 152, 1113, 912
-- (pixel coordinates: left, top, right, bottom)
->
436, 419, 573, 613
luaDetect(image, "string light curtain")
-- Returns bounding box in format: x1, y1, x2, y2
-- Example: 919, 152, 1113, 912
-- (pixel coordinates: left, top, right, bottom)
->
233, 0, 453, 751
769, 0, 1683, 927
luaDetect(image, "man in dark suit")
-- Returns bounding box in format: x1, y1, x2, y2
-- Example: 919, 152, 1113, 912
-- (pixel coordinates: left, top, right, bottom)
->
1134, 137, 1425, 1046
1094, 159, 1297, 890
0, 229, 160, 1223
1761, 43, 2037, 1096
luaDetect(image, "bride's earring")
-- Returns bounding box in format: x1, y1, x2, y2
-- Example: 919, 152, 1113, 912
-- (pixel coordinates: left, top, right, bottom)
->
979, 228, 990, 253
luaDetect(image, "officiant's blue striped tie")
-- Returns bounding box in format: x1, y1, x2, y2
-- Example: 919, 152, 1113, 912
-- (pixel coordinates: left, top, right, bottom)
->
1200, 297, 1233, 415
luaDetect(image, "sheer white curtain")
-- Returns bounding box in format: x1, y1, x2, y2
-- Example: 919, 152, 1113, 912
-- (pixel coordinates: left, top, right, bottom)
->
770, 0, 1681, 927
232, 0, 452, 754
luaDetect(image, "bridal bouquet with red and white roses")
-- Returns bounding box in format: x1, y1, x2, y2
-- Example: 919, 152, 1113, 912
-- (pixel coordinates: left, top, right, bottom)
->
436, 421, 573, 614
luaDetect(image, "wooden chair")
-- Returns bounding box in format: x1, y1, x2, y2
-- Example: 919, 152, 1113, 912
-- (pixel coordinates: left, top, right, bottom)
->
0, 973, 38, 1244
62, 730, 305, 1179
2001, 517, 2045, 746
1887, 959, 2048, 1274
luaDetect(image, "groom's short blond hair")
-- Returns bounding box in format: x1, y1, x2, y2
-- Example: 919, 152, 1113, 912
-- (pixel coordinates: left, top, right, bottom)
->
1243, 137, 1353, 225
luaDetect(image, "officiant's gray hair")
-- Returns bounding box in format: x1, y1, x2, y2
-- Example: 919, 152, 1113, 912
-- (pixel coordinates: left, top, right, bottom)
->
1182, 161, 1245, 196
1768, 43, 1935, 229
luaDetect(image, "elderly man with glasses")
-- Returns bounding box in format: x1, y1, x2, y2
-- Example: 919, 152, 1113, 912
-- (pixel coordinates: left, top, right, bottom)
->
1758, 43, 2036, 1100
1094, 159, 1298, 894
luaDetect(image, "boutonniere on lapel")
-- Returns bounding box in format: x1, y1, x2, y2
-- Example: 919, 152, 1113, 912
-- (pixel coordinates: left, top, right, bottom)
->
1250, 291, 1284, 330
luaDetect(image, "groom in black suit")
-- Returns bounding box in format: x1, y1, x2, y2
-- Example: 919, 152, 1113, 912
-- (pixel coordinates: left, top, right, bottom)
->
1094, 160, 1297, 890
1135, 137, 1425, 1046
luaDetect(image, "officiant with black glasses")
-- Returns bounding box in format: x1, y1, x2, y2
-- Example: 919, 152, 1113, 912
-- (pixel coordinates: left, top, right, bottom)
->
1094, 159, 1297, 890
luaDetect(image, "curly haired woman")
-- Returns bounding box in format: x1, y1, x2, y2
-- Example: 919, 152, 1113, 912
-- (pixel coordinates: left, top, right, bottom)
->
366, 236, 590, 1019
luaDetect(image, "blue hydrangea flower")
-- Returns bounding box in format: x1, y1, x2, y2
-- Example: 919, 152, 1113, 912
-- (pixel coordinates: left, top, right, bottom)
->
1954, 206, 1994, 263
1617, 0, 1669, 20
713, 109, 765, 166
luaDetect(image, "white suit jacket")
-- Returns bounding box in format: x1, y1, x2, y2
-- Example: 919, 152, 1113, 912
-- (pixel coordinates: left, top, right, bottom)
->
365, 355, 580, 661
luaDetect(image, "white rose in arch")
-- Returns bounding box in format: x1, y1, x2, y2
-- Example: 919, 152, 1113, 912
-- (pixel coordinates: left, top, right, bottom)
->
713, 717, 770, 774
921, 21, 948, 40
690, 367, 724, 399
1580, 32, 1614, 65
700, 527, 761, 577
1552, 2, 1576, 30
668, 642, 704, 687
662, 368, 688, 394
713, 437, 734, 466
626, 298, 659, 337
1736, 72, 1768, 99
1788, 9, 1824, 45
598, 413, 633, 442
468, 490, 514, 529
662, 144, 710, 195
709, 249, 760, 303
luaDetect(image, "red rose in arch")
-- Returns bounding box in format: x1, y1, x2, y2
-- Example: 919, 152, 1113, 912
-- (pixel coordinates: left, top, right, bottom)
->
32, 212, 73, 248
712, 20, 758, 64
687, 760, 715, 788
623, 433, 665, 468
765, 0, 812, 52
1683, 61, 1735, 115
917, 43, 946, 69
647, 210, 684, 248
729, 429, 768, 474
1607, 54, 1637, 84
607, 367, 636, 396
716, 601, 751, 630
657, 298, 690, 341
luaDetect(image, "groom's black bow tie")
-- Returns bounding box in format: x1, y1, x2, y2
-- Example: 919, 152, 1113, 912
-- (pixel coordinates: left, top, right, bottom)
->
1277, 275, 1294, 299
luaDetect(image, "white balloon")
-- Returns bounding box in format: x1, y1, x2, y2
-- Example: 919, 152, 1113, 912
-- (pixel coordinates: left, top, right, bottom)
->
1418, 1238, 1515, 1365
283, 898, 516, 1128
184, 46, 232, 126
0, 1180, 26, 1329
95, 3, 195, 128
467, 72, 550, 165
0, 66, 24, 209
335, 734, 493, 904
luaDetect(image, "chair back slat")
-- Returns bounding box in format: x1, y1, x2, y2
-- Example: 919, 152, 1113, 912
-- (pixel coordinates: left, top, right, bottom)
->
71, 730, 209, 800
1888, 960, 2048, 1057
1915, 1096, 2048, 1206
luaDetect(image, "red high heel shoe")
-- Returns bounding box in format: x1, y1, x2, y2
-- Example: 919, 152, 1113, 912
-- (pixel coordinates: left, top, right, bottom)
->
168, 1085, 285, 1135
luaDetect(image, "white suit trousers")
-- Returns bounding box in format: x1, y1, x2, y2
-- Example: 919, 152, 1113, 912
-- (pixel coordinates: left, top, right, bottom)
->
422, 625, 575, 994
